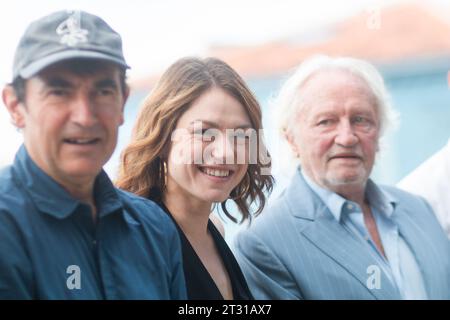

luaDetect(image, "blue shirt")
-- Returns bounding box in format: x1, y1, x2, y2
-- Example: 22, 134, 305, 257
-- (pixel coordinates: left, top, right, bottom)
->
0, 146, 187, 299
302, 171, 428, 299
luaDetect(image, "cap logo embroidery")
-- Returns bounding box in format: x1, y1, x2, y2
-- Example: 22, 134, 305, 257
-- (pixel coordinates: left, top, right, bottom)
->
56, 10, 89, 47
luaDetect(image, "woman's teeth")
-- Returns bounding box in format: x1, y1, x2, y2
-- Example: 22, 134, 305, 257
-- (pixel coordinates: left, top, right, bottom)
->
200, 167, 230, 177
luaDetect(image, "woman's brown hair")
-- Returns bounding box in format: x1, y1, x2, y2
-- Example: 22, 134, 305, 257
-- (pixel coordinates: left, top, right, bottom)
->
116, 57, 273, 223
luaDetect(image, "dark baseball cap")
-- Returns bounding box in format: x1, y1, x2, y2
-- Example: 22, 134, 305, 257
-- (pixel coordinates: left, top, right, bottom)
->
12, 10, 130, 80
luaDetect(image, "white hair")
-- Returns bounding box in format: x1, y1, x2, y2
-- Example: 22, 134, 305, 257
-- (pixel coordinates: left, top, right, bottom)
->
270, 55, 400, 175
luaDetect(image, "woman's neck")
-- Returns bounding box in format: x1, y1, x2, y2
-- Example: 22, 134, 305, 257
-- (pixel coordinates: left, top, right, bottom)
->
162, 189, 212, 239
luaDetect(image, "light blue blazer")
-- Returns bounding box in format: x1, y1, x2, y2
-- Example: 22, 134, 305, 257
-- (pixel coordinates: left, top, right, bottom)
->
234, 170, 450, 299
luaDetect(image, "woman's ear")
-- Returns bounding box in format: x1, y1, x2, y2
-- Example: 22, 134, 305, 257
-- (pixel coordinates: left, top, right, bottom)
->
2, 85, 26, 129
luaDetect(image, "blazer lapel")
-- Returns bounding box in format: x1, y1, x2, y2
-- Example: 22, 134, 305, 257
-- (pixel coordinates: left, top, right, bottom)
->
302, 212, 400, 299
284, 170, 401, 300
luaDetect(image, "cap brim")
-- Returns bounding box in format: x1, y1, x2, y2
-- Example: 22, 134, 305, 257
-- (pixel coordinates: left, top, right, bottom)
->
19, 49, 130, 79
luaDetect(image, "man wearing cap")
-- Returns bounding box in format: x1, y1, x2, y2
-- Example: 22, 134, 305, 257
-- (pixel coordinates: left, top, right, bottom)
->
0, 10, 187, 299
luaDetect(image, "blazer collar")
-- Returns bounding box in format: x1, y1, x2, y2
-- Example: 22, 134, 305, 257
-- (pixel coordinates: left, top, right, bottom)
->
283, 168, 401, 299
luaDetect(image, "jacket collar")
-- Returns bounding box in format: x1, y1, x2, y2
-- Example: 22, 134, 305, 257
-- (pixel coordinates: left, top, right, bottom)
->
282, 168, 401, 299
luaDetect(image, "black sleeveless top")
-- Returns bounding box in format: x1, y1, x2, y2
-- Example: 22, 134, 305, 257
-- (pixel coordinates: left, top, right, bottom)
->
156, 201, 253, 300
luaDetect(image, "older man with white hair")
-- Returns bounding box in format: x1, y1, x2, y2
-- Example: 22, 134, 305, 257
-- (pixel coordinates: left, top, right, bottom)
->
234, 55, 450, 300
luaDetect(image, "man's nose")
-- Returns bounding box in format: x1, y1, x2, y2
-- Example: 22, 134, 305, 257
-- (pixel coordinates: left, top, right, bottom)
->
70, 93, 97, 127
334, 121, 358, 147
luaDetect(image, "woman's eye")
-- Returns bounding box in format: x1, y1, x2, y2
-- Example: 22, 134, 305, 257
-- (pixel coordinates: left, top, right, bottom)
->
234, 132, 250, 144
235, 131, 247, 139
194, 129, 214, 141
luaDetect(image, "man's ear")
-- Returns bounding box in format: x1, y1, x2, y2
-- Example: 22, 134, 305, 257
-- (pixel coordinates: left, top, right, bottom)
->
119, 85, 130, 126
284, 128, 300, 158
124, 85, 130, 104
2, 85, 26, 129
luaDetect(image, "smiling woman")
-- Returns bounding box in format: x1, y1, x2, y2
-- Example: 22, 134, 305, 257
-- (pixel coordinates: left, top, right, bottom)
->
116, 57, 274, 300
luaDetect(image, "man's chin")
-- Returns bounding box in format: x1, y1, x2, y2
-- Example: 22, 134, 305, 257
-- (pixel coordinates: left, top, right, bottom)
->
63, 163, 105, 180
325, 173, 367, 187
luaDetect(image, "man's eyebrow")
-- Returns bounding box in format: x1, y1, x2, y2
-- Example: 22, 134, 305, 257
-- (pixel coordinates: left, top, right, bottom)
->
95, 79, 118, 89
43, 77, 73, 88
310, 111, 336, 119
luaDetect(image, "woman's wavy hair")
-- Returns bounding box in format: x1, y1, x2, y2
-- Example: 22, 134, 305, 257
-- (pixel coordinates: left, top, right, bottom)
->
116, 57, 274, 223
